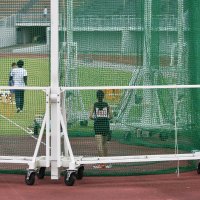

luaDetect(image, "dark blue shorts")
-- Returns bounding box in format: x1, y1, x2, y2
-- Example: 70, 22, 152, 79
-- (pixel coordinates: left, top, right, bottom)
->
94, 118, 110, 135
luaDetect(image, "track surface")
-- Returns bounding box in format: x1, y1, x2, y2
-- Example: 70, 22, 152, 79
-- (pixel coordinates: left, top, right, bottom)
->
0, 172, 199, 200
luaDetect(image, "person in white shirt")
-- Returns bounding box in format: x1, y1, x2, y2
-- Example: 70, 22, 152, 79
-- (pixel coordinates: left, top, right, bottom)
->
43, 7, 48, 19
8, 62, 17, 102
9, 60, 27, 113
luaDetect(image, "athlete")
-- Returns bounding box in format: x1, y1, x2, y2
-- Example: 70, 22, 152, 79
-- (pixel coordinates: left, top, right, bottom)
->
89, 90, 113, 168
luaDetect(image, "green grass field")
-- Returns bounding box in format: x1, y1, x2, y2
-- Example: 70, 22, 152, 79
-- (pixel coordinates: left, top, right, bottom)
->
0, 56, 132, 136
0, 57, 49, 135
0, 57, 50, 86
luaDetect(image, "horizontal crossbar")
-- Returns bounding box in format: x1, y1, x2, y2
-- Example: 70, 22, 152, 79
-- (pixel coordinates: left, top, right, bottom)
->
72, 153, 200, 165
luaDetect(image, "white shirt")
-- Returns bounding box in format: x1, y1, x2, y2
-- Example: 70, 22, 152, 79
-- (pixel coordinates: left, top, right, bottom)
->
43, 8, 47, 15
11, 68, 27, 87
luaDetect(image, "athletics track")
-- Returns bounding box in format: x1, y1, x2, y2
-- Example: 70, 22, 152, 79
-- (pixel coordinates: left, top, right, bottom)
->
0, 171, 199, 200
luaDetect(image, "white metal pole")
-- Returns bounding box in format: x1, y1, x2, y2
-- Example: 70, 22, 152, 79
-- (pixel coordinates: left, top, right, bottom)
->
61, 84, 200, 91
50, 0, 60, 179
177, 0, 186, 125
46, 88, 50, 167
142, 0, 153, 125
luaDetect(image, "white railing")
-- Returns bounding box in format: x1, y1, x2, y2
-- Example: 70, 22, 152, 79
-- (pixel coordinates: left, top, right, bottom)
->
15, 13, 189, 31
16, 13, 50, 24
73, 15, 182, 31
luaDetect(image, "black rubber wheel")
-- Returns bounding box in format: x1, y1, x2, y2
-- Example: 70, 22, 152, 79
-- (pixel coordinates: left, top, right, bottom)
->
76, 166, 84, 180
197, 162, 200, 174
37, 167, 46, 179
25, 172, 35, 185
64, 172, 76, 186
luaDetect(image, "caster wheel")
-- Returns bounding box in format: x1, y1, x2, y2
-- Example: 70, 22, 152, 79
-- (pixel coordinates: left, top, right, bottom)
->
25, 171, 36, 185
76, 166, 84, 180
64, 171, 76, 186
37, 167, 46, 179
197, 162, 200, 174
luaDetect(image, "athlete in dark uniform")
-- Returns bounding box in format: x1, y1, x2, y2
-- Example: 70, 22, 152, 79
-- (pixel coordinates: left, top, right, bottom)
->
90, 90, 113, 168
93, 100, 110, 135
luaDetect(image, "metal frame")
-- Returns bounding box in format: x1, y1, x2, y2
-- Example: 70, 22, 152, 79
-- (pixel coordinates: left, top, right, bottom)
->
50, 0, 60, 179
60, 84, 200, 173
0, 86, 50, 170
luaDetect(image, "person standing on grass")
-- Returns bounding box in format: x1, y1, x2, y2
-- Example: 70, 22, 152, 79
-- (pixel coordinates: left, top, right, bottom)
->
89, 90, 113, 169
9, 60, 27, 113
8, 62, 17, 102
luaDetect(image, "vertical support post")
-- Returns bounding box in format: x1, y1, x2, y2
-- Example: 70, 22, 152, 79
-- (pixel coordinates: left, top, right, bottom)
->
62, 0, 76, 170
66, 0, 73, 87
121, 30, 131, 53
142, 0, 153, 125
62, 0, 74, 157
177, 0, 186, 125
45, 88, 50, 167
50, 0, 60, 179
177, 0, 184, 74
